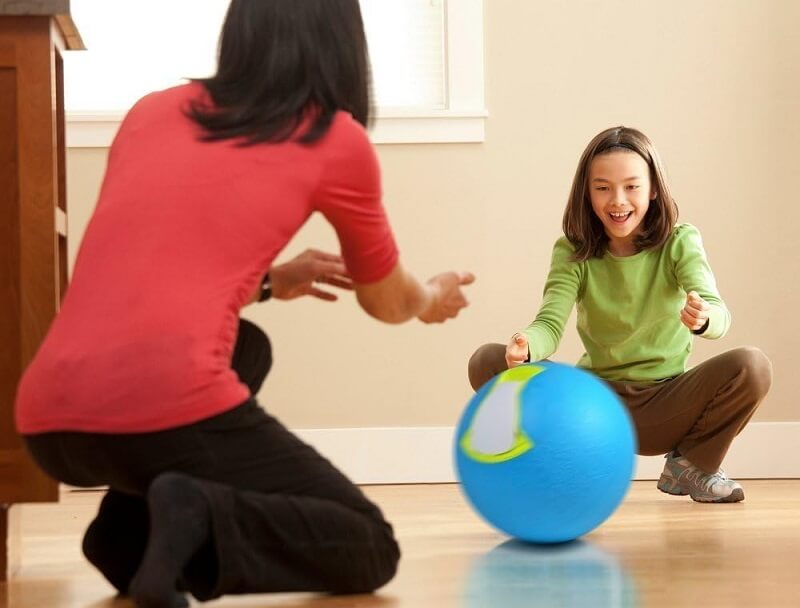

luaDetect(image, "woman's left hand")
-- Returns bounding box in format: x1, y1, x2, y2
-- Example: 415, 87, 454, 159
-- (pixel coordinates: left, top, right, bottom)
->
271, 249, 353, 301
680, 290, 710, 331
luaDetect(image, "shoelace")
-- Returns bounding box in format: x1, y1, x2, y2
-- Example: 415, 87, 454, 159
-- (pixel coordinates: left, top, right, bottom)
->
700, 468, 738, 492
700, 471, 723, 492
675, 458, 730, 492
670, 452, 730, 480
669, 453, 735, 493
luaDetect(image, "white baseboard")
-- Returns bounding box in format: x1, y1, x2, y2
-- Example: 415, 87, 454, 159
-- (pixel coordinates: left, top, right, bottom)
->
294, 422, 800, 485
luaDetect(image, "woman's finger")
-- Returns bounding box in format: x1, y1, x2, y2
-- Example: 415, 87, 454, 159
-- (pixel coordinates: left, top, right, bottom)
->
308, 287, 338, 301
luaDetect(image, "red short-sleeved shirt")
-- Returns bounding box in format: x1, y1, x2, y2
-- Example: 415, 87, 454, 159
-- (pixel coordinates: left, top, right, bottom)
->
15, 83, 399, 434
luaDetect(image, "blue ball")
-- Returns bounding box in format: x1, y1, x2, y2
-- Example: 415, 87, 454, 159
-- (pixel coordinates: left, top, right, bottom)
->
455, 361, 636, 543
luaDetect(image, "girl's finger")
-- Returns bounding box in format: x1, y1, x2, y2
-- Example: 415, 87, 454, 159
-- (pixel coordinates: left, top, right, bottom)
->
687, 300, 708, 314
683, 304, 703, 318
687, 292, 710, 311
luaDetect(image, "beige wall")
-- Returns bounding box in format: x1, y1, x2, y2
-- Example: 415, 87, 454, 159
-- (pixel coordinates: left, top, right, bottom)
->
65, 1, 799, 428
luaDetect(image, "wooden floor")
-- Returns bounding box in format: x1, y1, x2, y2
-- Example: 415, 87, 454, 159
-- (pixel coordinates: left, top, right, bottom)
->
2, 480, 799, 607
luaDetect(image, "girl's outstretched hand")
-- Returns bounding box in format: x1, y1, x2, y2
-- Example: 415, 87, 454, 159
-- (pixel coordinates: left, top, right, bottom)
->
505, 333, 529, 368
680, 290, 710, 331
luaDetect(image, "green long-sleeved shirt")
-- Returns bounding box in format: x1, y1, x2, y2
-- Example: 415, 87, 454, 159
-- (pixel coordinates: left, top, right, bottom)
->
522, 223, 730, 382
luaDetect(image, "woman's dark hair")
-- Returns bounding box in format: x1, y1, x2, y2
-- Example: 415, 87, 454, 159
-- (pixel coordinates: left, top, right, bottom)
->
563, 126, 679, 261
186, 0, 372, 145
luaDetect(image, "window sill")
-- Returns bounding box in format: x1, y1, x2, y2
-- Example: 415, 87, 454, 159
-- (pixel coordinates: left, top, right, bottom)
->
65, 109, 488, 148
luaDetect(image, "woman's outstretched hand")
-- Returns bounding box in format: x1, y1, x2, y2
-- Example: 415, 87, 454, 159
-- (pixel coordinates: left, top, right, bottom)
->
505, 333, 529, 368
270, 249, 353, 301
417, 271, 476, 324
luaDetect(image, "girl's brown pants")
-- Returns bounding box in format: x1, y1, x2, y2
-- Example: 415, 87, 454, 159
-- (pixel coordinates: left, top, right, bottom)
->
467, 345, 772, 473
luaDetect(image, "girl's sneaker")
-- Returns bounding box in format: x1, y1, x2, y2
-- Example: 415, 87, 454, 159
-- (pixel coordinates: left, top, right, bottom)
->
657, 451, 744, 503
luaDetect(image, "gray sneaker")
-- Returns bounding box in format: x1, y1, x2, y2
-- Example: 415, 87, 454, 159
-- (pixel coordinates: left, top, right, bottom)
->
657, 451, 744, 503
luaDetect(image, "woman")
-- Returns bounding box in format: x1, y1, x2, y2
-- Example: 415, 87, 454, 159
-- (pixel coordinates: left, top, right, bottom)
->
15, 1, 474, 606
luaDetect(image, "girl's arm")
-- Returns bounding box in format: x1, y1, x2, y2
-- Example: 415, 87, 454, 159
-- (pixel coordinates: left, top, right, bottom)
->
519, 238, 583, 361
671, 224, 731, 339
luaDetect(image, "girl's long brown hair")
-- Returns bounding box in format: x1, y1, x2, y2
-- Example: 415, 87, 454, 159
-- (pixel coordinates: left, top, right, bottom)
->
563, 126, 679, 261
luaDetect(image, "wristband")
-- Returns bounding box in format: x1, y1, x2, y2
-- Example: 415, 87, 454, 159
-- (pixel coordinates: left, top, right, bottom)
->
691, 318, 710, 335
258, 272, 272, 302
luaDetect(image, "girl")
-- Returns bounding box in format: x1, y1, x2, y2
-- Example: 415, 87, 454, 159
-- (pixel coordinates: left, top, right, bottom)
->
15, 1, 474, 606
468, 126, 771, 504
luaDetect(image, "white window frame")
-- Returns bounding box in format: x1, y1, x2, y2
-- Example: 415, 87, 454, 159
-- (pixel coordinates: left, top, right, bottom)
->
66, 0, 486, 148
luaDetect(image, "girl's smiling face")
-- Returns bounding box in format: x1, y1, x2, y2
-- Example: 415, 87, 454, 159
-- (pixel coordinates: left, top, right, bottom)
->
588, 150, 656, 256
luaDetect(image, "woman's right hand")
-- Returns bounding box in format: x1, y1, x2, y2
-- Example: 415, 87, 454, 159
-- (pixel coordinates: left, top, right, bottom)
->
417, 271, 476, 324
505, 333, 529, 368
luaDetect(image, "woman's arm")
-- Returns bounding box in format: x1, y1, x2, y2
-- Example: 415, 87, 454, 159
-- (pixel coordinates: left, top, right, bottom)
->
354, 262, 475, 324
246, 249, 475, 325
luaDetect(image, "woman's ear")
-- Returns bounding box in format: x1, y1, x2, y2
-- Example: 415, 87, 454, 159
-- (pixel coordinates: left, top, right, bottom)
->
650, 189, 658, 201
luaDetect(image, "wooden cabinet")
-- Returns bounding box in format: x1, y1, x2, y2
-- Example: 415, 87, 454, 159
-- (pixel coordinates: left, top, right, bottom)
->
0, 0, 83, 580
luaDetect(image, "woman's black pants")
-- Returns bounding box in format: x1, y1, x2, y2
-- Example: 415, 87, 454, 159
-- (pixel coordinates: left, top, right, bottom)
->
23, 319, 400, 601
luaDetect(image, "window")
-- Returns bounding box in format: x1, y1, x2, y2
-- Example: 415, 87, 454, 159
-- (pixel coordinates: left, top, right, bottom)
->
362, 0, 446, 110
65, 0, 485, 146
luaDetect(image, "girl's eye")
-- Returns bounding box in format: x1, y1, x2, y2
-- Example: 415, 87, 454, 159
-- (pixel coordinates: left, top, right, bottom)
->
626, 185, 641, 190
595, 186, 609, 191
